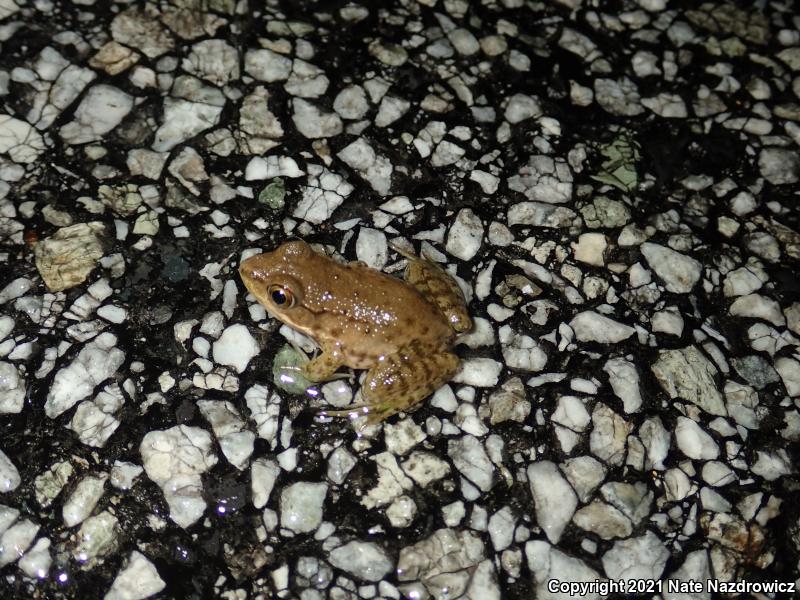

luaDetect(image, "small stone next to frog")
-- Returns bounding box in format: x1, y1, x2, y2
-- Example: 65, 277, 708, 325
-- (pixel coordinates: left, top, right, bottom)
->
239, 239, 472, 424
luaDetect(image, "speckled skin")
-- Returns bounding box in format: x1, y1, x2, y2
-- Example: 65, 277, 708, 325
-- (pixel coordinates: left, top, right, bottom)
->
239, 240, 472, 422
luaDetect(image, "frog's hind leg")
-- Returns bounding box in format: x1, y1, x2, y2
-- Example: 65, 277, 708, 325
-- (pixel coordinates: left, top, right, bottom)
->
326, 340, 460, 424
399, 251, 472, 334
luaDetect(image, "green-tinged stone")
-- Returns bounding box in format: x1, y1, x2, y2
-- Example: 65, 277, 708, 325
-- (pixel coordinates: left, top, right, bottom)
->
98, 183, 143, 217
731, 355, 780, 390
704, 35, 747, 57
778, 47, 800, 71
165, 180, 207, 215
171, 0, 236, 15
34, 222, 107, 292
273, 344, 313, 395
686, 4, 769, 45
207, 0, 236, 14
73, 511, 119, 568
266, 20, 314, 37
718, 37, 747, 57
581, 196, 631, 229
259, 178, 286, 209
591, 132, 641, 193
133, 210, 159, 235
34, 461, 74, 508
774, 103, 800, 121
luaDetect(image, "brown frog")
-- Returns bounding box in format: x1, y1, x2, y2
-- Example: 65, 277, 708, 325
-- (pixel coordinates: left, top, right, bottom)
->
239, 240, 472, 423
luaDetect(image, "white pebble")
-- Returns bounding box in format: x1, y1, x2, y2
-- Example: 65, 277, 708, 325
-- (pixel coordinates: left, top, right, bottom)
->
572, 233, 607, 266
675, 417, 719, 460
97, 304, 128, 323
0, 518, 39, 568
453, 358, 502, 387
251, 458, 280, 509
105, 551, 166, 600
504, 93, 541, 124
601, 531, 669, 581
45, 333, 125, 419
328, 540, 394, 582
775, 357, 800, 397
651, 307, 684, 336
280, 481, 327, 533
569, 311, 635, 344
527, 461, 577, 543
0, 362, 25, 414
0, 449, 20, 493
63, 474, 107, 527
0, 278, 32, 305
140, 425, 218, 528
640, 242, 701, 294
603, 358, 642, 413
212, 324, 260, 374
445, 208, 484, 261
356, 228, 388, 268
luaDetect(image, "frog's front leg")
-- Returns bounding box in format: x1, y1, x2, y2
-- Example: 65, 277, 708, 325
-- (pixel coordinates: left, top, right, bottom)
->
302, 340, 346, 382
327, 340, 460, 424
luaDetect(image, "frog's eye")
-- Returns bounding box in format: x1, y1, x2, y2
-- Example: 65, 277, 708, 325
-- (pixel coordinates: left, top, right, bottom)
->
268, 285, 295, 308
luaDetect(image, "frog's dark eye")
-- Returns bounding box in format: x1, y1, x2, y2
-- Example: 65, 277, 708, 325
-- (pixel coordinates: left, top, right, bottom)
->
268, 285, 295, 308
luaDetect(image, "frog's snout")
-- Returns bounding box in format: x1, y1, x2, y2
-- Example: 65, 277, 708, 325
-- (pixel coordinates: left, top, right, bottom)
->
238, 258, 253, 281
239, 255, 266, 284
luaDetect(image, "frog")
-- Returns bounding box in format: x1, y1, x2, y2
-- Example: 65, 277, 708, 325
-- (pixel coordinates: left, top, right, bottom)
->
239, 240, 472, 424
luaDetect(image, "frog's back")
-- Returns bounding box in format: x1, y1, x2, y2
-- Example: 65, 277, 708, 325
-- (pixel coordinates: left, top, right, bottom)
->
310, 261, 452, 332
303, 263, 449, 361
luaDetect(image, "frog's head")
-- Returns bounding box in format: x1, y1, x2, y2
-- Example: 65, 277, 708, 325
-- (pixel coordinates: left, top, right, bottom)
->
239, 240, 312, 326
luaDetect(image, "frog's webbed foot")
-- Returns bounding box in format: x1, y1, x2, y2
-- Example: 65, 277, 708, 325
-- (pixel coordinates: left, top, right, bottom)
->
323, 341, 460, 425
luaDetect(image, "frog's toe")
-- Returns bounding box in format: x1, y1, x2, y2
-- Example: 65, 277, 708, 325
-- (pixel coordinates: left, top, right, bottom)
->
449, 312, 473, 333
363, 401, 408, 424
